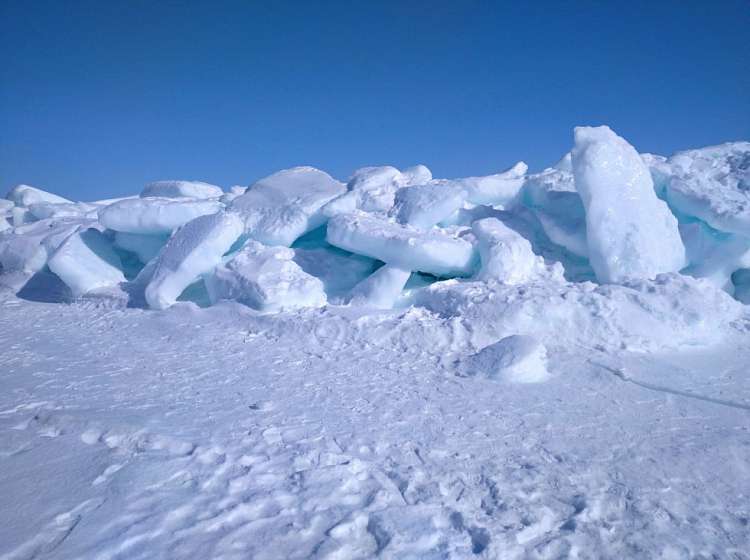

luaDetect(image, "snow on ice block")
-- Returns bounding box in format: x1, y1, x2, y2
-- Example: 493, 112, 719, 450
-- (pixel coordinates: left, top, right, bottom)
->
393, 182, 467, 229
28, 202, 95, 221
572, 126, 685, 283
98, 197, 222, 234
113, 231, 170, 263
141, 180, 224, 199
460, 335, 550, 383
348, 264, 411, 309
231, 166, 345, 246
457, 161, 528, 207
205, 240, 326, 312
665, 142, 750, 236
326, 213, 476, 277
47, 228, 126, 297
472, 218, 548, 284
145, 211, 244, 310
6, 184, 72, 207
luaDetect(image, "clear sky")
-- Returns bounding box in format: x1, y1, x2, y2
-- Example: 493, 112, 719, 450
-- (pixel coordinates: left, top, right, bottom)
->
1, 0, 748, 201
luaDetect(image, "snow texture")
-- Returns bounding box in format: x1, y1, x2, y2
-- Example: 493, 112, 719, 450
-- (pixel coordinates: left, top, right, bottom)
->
459, 334, 550, 383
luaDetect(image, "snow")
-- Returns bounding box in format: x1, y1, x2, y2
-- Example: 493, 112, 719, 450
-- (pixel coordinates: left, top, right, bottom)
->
231, 166, 345, 246
205, 240, 326, 312
572, 126, 686, 283
327, 212, 477, 277
459, 334, 550, 383
47, 228, 126, 297
2, 128, 750, 559
99, 197, 222, 234
141, 180, 224, 199
348, 264, 412, 309
145, 211, 244, 309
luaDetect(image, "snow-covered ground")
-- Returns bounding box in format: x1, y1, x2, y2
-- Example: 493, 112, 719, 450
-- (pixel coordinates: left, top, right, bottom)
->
1, 127, 749, 558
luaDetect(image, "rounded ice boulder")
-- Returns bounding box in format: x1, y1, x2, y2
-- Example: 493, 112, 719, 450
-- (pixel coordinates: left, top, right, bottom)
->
459, 335, 550, 383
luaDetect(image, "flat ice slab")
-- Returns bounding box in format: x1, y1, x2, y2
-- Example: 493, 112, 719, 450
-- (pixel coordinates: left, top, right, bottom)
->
326, 213, 476, 277
99, 197, 222, 234
141, 180, 224, 199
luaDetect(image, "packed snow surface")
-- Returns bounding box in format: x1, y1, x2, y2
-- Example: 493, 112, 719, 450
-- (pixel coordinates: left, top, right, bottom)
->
1, 126, 750, 559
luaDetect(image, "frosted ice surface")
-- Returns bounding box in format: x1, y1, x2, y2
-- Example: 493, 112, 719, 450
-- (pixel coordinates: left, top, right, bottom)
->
141, 180, 224, 199
99, 197, 222, 234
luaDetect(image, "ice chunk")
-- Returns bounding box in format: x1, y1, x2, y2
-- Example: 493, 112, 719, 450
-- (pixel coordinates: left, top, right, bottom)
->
326, 213, 476, 277
402, 164, 433, 185
220, 186, 247, 205
459, 335, 549, 383
6, 184, 71, 207
0, 220, 85, 277
323, 166, 403, 216
99, 197, 222, 234
522, 168, 588, 258
641, 153, 672, 198
457, 161, 528, 206
205, 240, 326, 311
732, 269, 750, 304
665, 142, 750, 235
292, 246, 377, 301
572, 126, 685, 283
145, 211, 244, 310
231, 166, 345, 246
472, 218, 550, 284
393, 182, 467, 229
349, 265, 411, 309
113, 231, 170, 263
47, 229, 125, 297
679, 221, 750, 292
141, 180, 223, 199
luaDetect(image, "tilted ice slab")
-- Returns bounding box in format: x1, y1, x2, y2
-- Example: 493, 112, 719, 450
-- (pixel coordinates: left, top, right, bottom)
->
6, 184, 72, 207
99, 197, 222, 234
141, 180, 224, 200
459, 334, 550, 383
455, 161, 528, 207
665, 142, 750, 236
205, 240, 326, 312
348, 264, 411, 309
393, 182, 467, 229
472, 218, 557, 284
48, 228, 126, 297
572, 126, 685, 283
231, 166, 345, 246
521, 167, 588, 258
326, 213, 476, 277
145, 211, 244, 310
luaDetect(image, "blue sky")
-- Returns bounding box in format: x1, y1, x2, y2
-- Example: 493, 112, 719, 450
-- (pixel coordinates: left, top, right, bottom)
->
1, 0, 748, 201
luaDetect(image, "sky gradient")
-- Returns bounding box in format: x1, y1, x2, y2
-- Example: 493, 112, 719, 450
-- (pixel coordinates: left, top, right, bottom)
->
1, 0, 748, 201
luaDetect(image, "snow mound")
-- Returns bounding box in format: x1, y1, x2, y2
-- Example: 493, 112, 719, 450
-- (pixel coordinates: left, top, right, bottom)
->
141, 180, 224, 199
327, 213, 476, 277
99, 197, 222, 234
231, 166, 345, 246
145, 211, 244, 310
572, 126, 686, 283
460, 334, 550, 383
205, 240, 326, 312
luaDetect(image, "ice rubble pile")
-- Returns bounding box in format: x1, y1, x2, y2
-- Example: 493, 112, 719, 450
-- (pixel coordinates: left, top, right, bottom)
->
1, 126, 749, 326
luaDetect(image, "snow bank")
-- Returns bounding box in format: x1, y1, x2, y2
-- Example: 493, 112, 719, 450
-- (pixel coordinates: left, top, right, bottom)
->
145, 212, 244, 310
141, 180, 224, 199
572, 126, 685, 283
99, 197, 222, 234
459, 335, 549, 383
205, 240, 326, 312
231, 166, 345, 246
327, 213, 476, 277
